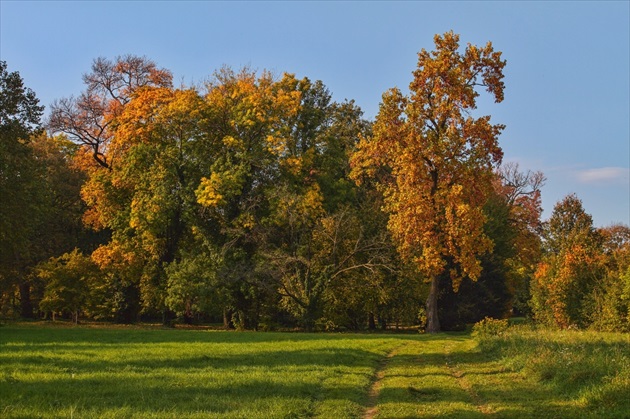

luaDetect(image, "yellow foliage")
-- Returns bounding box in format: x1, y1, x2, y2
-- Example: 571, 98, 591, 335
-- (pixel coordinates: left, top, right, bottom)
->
196, 173, 226, 207
350, 31, 505, 290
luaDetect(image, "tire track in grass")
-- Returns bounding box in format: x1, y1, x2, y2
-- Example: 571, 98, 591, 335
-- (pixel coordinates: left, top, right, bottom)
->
363, 342, 409, 419
444, 342, 494, 415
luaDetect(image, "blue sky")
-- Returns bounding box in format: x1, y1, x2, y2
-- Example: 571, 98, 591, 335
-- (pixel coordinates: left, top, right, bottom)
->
2, 1, 628, 227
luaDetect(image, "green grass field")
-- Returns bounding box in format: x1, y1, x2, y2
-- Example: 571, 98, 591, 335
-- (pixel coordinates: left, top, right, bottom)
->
1, 323, 628, 418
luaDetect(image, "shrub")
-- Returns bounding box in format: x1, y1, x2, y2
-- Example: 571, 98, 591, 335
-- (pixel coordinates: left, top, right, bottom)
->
471, 317, 509, 351
472, 317, 509, 338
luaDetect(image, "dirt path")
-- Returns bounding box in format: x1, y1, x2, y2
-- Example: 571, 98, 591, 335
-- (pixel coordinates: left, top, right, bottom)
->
363, 344, 407, 419
364, 339, 494, 418
443, 343, 494, 415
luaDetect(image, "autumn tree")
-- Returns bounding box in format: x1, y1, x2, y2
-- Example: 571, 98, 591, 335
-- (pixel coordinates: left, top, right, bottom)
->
589, 224, 630, 331
436, 163, 545, 329
351, 32, 506, 332
48, 55, 172, 169
530, 194, 604, 328
82, 85, 209, 322
495, 162, 545, 315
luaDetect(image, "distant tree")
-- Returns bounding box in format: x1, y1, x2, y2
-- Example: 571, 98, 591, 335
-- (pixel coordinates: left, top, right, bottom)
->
495, 162, 546, 316
37, 249, 97, 323
0, 61, 44, 317
530, 194, 604, 328
587, 224, 630, 331
351, 32, 506, 332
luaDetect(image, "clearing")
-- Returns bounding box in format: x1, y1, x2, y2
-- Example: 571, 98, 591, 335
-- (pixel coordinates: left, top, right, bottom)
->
0, 323, 626, 418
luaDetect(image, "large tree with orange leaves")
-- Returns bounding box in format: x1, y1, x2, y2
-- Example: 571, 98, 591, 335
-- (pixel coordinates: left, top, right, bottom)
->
351, 32, 506, 332
48, 55, 172, 170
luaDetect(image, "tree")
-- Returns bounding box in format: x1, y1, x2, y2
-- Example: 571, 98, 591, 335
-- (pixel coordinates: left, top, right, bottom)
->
588, 224, 630, 331
37, 249, 97, 323
83, 86, 208, 322
494, 162, 546, 316
530, 194, 604, 328
48, 55, 172, 169
0, 61, 44, 317
351, 32, 506, 332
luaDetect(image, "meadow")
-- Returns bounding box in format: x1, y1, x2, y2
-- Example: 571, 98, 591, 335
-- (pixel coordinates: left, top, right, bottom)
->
0, 323, 628, 418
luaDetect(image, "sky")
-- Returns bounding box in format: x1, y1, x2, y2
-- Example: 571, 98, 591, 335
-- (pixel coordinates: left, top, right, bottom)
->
1, 1, 629, 227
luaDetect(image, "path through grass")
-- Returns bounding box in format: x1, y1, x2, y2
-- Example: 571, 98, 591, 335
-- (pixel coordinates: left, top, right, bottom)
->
1, 323, 627, 418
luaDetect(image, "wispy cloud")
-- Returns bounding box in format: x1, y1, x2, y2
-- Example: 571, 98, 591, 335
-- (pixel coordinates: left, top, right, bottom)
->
576, 167, 629, 184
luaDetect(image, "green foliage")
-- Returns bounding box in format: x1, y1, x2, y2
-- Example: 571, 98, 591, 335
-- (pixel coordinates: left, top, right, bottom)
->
0, 61, 44, 314
165, 251, 222, 321
36, 249, 97, 322
471, 317, 509, 351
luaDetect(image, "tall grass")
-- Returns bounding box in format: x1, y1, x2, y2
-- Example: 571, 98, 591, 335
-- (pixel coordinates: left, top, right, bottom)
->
473, 323, 630, 417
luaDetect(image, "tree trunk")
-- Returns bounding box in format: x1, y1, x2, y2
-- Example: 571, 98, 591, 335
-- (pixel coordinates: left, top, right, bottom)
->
162, 308, 174, 327
223, 308, 231, 330
426, 275, 440, 333
368, 312, 376, 330
379, 316, 387, 331
19, 281, 34, 318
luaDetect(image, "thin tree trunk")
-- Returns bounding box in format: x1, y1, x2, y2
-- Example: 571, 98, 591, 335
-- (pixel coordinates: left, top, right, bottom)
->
19, 281, 34, 318
426, 275, 440, 333
368, 312, 376, 330
223, 308, 230, 330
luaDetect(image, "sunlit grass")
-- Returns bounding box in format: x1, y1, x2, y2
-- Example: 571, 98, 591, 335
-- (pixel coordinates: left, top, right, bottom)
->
1, 322, 628, 418
0, 323, 403, 418
479, 325, 630, 418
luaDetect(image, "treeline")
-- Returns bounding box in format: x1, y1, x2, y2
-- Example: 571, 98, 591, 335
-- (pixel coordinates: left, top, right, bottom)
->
1, 34, 628, 332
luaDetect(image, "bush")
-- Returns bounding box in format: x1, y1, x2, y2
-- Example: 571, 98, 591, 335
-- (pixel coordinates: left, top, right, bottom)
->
472, 317, 509, 338
471, 317, 509, 351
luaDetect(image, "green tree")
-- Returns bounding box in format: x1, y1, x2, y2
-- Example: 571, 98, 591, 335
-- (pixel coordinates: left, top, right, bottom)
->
194, 68, 305, 328
0, 61, 44, 317
587, 224, 630, 331
37, 249, 97, 323
255, 78, 394, 331
351, 32, 506, 332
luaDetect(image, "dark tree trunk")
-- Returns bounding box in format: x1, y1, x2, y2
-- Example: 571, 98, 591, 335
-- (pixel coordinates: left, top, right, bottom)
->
379, 316, 387, 331
162, 308, 174, 327
19, 281, 34, 318
223, 308, 231, 330
426, 275, 440, 333
368, 312, 376, 330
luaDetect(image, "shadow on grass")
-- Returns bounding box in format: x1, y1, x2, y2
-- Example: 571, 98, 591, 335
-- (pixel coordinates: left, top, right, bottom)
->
374, 336, 628, 419
2, 326, 625, 418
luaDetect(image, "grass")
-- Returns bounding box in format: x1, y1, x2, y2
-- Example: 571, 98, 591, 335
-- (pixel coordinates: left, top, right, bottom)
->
475, 325, 630, 418
0, 322, 628, 418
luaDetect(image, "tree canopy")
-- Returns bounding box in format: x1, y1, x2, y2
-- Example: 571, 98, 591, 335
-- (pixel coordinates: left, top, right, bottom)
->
350, 31, 507, 332
2, 36, 627, 333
